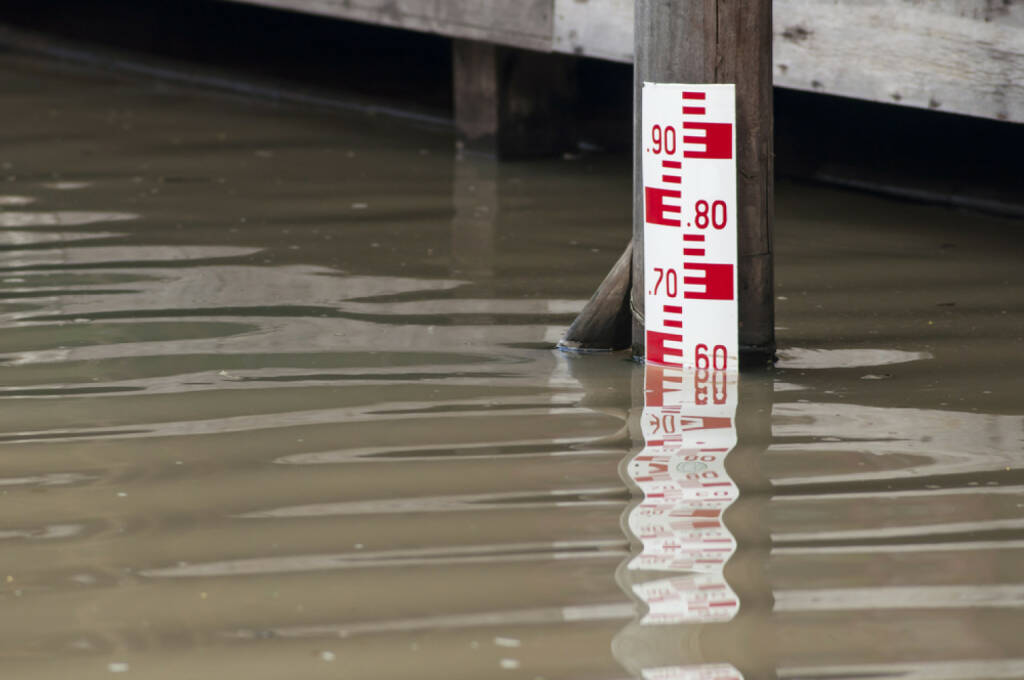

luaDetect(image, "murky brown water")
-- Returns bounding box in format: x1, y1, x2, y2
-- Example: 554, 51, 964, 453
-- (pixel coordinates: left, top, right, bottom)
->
2, 50, 1023, 680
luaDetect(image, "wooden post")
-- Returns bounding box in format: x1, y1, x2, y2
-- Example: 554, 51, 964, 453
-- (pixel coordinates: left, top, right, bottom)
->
632, 1, 775, 365
452, 39, 576, 158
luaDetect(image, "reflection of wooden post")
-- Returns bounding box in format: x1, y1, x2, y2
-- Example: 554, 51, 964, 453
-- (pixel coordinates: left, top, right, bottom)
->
452, 39, 576, 158
717, 374, 778, 679
450, 155, 497, 280
632, 2, 775, 365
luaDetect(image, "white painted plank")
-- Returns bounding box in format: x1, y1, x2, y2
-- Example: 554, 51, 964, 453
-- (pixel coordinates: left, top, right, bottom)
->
773, 0, 1024, 122
219, 0, 554, 51
553, 0, 632, 63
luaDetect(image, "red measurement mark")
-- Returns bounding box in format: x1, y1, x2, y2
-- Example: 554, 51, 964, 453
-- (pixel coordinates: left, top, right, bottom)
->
646, 330, 683, 367
682, 122, 733, 159
684, 233, 705, 242
662, 301, 684, 328
683, 263, 735, 300
683, 248, 705, 257
663, 302, 683, 328
661, 159, 682, 184
682, 91, 706, 100
644, 187, 682, 227
682, 106, 706, 115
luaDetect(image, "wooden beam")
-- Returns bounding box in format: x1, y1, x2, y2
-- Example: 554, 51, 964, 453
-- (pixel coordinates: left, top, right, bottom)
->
452, 40, 500, 154
632, 0, 775, 365
452, 39, 576, 158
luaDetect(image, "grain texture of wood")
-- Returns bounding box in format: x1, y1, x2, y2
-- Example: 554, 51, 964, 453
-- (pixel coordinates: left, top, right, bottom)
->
552, 0, 633, 63
720, 0, 775, 361
220, 0, 554, 51
632, 0, 775, 364
221, 0, 1024, 124
773, 0, 1024, 123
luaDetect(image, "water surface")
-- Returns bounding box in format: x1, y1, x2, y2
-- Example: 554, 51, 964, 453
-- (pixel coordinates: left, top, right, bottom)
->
1, 51, 1023, 679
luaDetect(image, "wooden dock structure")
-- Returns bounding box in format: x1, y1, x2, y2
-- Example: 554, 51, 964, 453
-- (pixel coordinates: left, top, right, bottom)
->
223, 0, 1023, 125
224, 0, 1017, 364
221, 1, 1022, 364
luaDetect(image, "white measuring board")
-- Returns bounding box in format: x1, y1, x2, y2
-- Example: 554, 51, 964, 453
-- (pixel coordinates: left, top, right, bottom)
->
618, 365, 744, 680
642, 83, 737, 371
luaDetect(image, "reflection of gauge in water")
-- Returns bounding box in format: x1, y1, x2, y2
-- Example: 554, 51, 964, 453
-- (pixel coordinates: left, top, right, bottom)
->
676, 460, 708, 474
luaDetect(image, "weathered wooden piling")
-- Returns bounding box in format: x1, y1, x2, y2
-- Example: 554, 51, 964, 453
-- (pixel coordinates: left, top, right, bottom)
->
632, 0, 775, 365
452, 39, 576, 158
